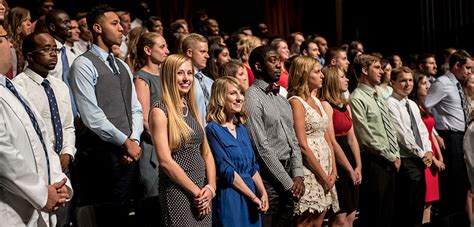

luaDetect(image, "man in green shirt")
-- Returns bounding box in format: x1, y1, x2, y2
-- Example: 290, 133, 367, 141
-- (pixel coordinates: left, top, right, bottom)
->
349, 54, 400, 227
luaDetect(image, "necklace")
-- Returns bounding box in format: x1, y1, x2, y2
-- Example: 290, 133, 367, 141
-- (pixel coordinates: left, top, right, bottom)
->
182, 99, 189, 117
227, 123, 236, 131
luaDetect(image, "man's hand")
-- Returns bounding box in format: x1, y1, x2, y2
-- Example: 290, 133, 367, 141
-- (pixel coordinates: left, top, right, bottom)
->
59, 154, 72, 171
423, 151, 434, 166
44, 178, 69, 212
290, 177, 305, 198
123, 139, 141, 161
394, 158, 401, 172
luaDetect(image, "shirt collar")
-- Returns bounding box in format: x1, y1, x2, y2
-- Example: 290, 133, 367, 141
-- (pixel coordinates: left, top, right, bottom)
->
24, 68, 50, 85
252, 79, 272, 92
54, 39, 65, 49
357, 83, 378, 96
446, 71, 460, 85
90, 44, 110, 62
391, 91, 408, 104
0, 74, 6, 87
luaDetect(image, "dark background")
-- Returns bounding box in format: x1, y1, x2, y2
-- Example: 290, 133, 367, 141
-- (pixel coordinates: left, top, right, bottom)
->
9, 0, 474, 62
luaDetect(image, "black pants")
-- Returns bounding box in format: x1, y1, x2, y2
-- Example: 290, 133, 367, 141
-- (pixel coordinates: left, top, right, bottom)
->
394, 157, 426, 227
357, 152, 396, 227
436, 130, 470, 226
74, 140, 137, 227
261, 177, 294, 227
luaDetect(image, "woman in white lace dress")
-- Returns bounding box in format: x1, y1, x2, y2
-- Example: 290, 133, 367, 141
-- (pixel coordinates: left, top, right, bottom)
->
287, 56, 339, 227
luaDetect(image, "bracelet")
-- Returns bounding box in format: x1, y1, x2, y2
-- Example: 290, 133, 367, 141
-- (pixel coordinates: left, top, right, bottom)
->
204, 184, 216, 198
250, 195, 258, 201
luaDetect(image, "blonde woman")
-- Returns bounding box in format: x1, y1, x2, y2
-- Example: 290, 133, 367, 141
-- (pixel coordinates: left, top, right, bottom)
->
149, 54, 216, 226
288, 56, 339, 227
319, 65, 362, 227
206, 76, 268, 226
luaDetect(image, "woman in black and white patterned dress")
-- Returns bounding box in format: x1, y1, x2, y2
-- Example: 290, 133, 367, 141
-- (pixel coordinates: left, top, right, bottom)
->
149, 54, 216, 226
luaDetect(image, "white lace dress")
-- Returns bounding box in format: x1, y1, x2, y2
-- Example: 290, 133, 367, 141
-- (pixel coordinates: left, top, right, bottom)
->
290, 96, 340, 215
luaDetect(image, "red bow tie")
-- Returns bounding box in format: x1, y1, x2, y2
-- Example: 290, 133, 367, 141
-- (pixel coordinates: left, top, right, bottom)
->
266, 83, 280, 95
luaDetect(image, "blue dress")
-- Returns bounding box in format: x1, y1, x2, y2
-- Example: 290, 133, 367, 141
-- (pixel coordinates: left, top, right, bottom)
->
205, 122, 262, 227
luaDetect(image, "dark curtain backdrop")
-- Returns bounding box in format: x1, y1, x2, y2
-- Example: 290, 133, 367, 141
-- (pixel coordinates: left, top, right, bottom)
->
9, 0, 474, 58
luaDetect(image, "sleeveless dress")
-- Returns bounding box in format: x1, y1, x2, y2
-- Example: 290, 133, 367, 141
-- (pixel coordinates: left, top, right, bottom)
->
422, 114, 440, 202
331, 103, 360, 214
153, 100, 212, 226
290, 96, 340, 215
135, 70, 161, 198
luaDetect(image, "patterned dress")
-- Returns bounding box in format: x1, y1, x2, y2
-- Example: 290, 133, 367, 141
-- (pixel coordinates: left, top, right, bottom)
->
154, 100, 212, 226
290, 96, 340, 215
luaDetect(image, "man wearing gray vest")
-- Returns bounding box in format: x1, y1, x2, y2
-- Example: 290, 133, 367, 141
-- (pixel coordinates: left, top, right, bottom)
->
68, 4, 143, 227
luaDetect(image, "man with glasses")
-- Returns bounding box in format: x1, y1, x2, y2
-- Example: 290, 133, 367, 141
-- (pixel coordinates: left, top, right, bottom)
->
0, 24, 72, 226
13, 32, 76, 227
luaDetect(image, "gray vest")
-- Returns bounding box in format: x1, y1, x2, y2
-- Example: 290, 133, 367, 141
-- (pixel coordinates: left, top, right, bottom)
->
83, 51, 133, 137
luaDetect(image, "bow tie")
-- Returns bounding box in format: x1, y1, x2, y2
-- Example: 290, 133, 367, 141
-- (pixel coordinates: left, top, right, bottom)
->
266, 83, 280, 95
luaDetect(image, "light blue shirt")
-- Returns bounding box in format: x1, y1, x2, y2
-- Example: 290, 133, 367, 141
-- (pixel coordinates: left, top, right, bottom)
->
68, 44, 143, 146
425, 72, 465, 131
194, 70, 213, 124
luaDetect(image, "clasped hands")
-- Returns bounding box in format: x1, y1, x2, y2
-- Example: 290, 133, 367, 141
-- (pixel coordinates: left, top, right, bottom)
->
44, 178, 69, 212
194, 185, 215, 218
121, 138, 142, 165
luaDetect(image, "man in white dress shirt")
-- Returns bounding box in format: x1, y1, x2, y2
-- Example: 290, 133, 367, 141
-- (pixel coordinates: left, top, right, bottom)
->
387, 66, 433, 226
0, 24, 72, 227
13, 32, 77, 227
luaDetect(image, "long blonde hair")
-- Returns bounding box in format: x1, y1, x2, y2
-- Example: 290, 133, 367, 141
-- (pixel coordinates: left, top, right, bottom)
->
159, 54, 201, 152
319, 65, 349, 106
206, 76, 247, 125
287, 56, 320, 100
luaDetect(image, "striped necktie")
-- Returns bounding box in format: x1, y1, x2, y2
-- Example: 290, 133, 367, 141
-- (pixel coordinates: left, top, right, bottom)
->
456, 82, 469, 129
195, 71, 210, 101
374, 92, 399, 155
5, 79, 51, 184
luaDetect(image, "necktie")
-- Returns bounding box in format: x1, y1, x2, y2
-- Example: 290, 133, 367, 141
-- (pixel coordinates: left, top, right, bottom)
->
266, 83, 280, 95
5, 79, 51, 184
195, 71, 210, 101
374, 92, 399, 154
107, 54, 119, 76
405, 100, 423, 149
41, 79, 63, 154
61, 46, 70, 83
456, 82, 468, 128
60, 46, 78, 117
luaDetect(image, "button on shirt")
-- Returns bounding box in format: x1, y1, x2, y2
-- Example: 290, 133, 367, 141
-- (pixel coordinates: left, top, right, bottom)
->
387, 93, 432, 158
244, 78, 304, 190
350, 83, 400, 162
425, 72, 466, 131
68, 44, 143, 145
13, 68, 76, 158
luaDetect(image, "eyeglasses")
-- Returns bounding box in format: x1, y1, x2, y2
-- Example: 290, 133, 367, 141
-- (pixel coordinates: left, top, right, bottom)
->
0, 34, 10, 41
31, 47, 61, 54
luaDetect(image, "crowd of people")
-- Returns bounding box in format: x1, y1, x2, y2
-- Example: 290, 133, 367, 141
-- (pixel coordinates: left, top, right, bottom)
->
1, 0, 474, 227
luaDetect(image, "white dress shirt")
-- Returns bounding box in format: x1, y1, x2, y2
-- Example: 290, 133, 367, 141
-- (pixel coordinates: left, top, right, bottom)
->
13, 68, 77, 159
49, 39, 76, 81
75, 38, 90, 56
388, 92, 432, 158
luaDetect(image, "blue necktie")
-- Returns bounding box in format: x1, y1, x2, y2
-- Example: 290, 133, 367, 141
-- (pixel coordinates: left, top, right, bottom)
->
107, 54, 119, 76
61, 46, 77, 117
5, 79, 51, 184
61, 46, 69, 83
195, 71, 210, 101
42, 79, 63, 154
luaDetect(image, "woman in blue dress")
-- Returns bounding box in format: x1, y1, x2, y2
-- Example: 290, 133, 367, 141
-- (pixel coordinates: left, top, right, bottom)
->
206, 76, 268, 226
